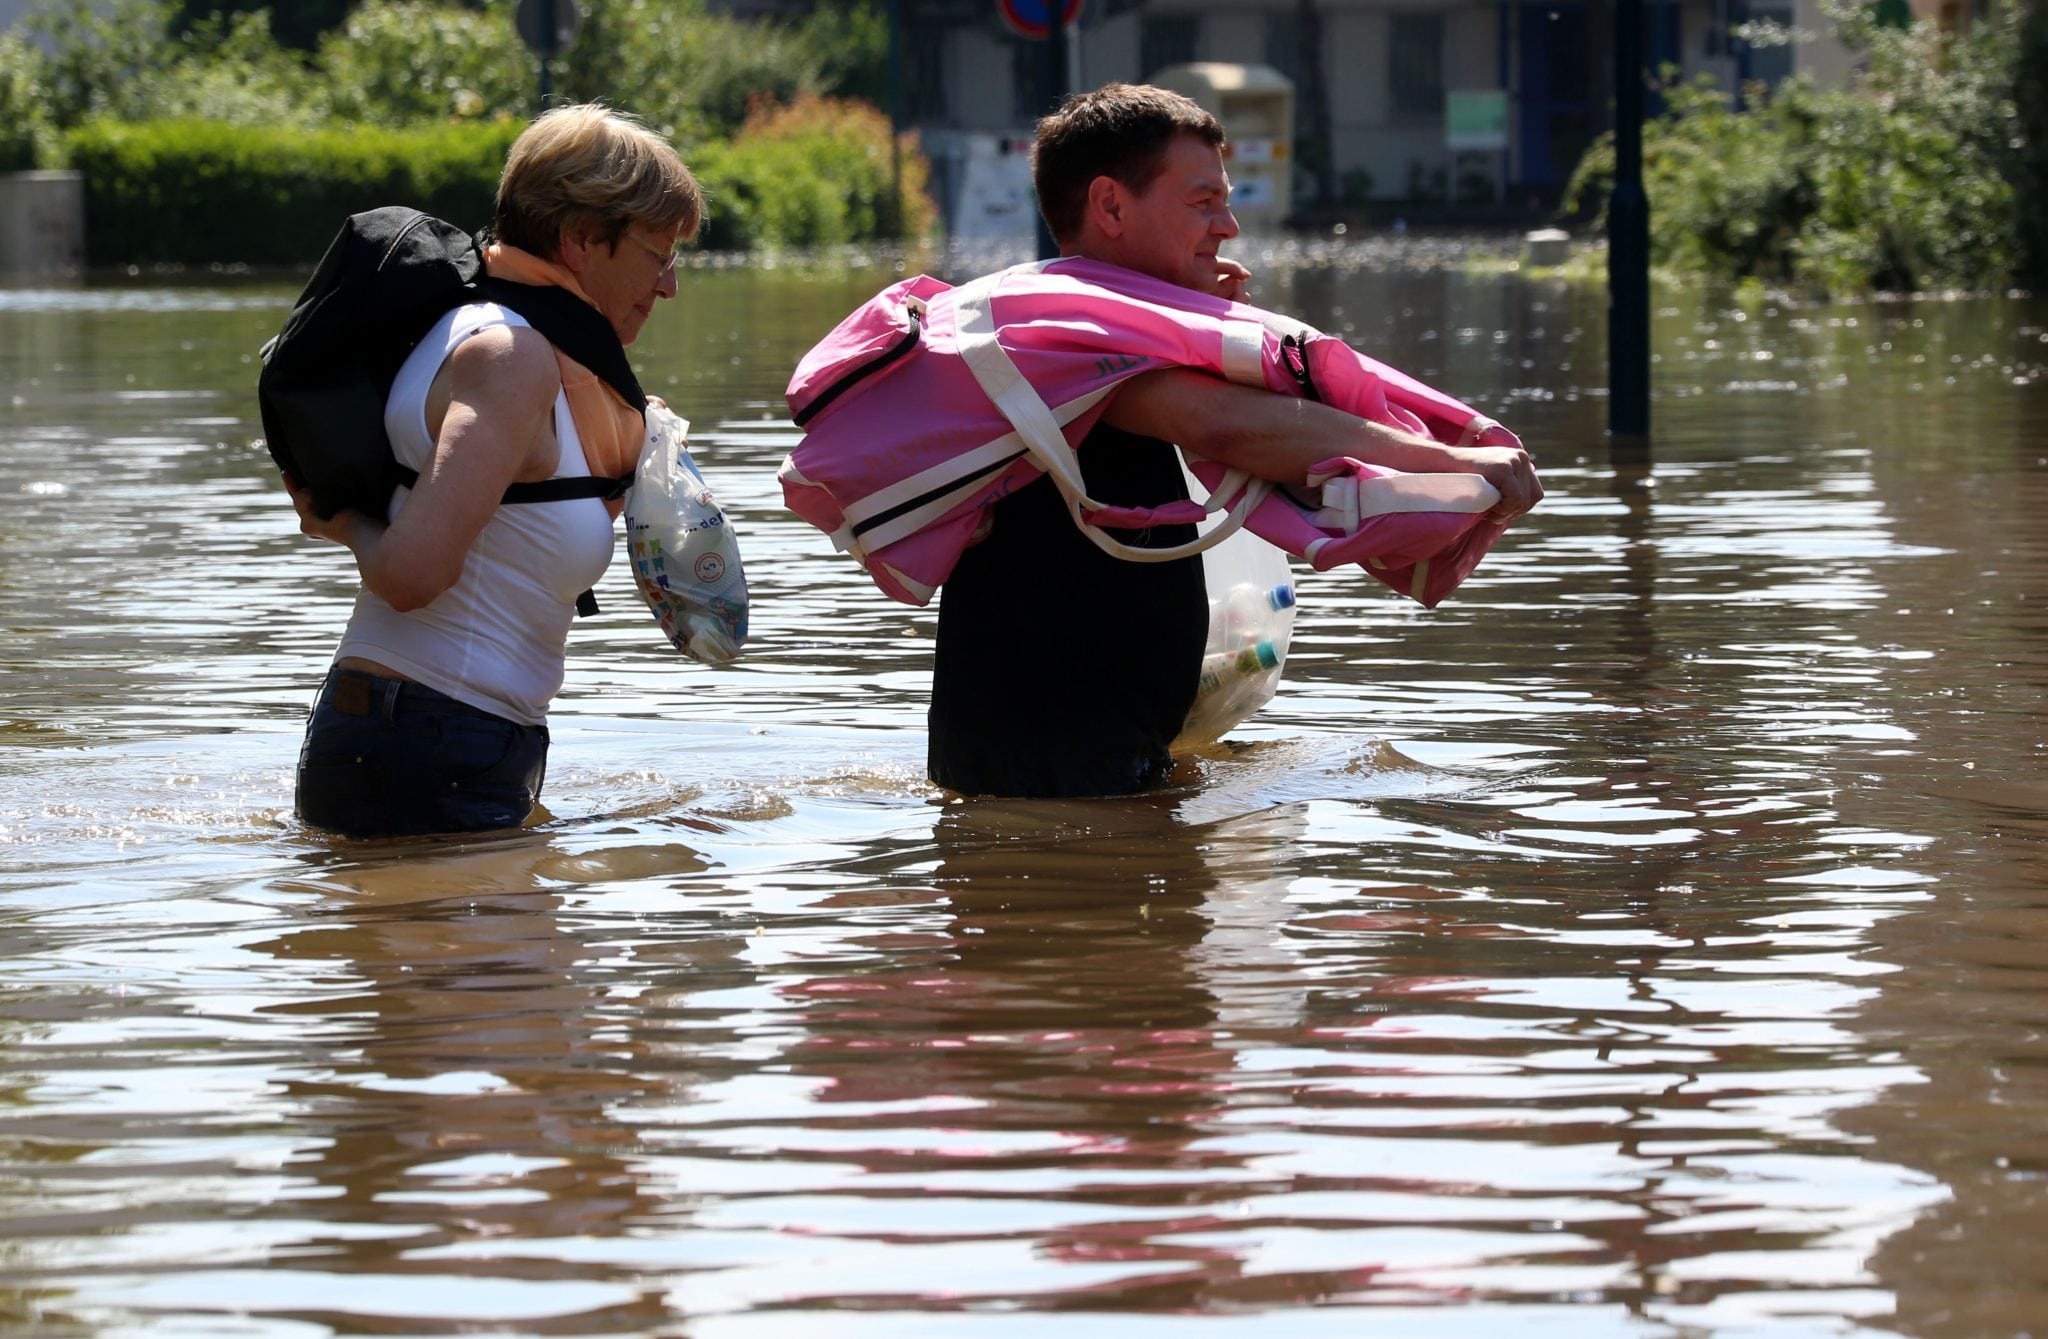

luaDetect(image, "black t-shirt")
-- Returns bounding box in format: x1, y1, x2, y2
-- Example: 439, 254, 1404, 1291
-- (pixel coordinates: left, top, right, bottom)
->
928, 423, 1208, 797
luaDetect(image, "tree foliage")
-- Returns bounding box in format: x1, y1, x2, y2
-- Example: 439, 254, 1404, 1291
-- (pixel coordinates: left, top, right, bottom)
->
1563, 0, 2038, 293
547, 0, 825, 143
16, 0, 894, 138
691, 93, 937, 249
170, 0, 352, 51
7, 0, 929, 249
315, 0, 534, 126
0, 34, 55, 171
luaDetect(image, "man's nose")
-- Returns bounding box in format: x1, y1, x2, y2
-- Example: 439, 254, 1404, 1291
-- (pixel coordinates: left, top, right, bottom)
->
657, 266, 680, 299
1215, 206, 1240, 239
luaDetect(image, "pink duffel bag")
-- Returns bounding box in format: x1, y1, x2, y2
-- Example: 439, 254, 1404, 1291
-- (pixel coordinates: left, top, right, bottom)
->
780, 256, 1520, 608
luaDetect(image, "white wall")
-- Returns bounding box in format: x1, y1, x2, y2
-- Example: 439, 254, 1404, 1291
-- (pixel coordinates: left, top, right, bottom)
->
1793, 0, 1860, 87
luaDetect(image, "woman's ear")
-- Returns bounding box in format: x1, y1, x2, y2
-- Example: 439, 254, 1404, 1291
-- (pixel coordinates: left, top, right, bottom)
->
556, 229, 598, 278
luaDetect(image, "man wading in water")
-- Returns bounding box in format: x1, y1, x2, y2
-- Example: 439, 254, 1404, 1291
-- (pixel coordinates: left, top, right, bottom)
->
926, 83, 1543, 798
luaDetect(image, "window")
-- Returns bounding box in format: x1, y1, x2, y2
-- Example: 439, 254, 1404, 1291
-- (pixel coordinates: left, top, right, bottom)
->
1707, 0, 1750, 58
907, 25, 948, 120
1743, 0, 1796, 90
1389, 14, 1445, 118
1014, 39, 1061, 121
1140, 15, 1198, 79
1265, 13, 1303, 86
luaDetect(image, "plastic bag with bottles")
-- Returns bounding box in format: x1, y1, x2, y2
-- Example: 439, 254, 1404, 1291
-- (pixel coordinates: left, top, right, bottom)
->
1172, 524, 1297, 751
623, 403, 749, 664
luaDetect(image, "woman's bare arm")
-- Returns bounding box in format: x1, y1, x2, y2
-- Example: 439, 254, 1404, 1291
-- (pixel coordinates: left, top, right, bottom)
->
288, 324, 562, 610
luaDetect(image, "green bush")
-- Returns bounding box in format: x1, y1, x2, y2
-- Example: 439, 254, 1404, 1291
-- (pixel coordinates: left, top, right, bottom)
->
26, 0, 890, 140
173, 0, 353, 53
315, 0, 535, 126
547, 0, 824, 141
690, 95, 937, 250
0, 35, 54, 171
60, 100, 940, 264
793, 0, 891, 110
31, 0, 318, 130
25, 0, 938, 261
1564, 0, 2029, 293
64, 117, 520, 264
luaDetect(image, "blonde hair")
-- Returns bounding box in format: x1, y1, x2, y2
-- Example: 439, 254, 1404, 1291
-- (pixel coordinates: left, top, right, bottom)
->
493, 103, 703, 257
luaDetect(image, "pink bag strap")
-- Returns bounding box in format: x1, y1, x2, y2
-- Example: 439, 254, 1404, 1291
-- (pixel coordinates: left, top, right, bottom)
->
951, 265, 1271, 564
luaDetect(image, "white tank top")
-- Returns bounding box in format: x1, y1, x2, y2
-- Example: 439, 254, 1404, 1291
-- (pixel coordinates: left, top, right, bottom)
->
334, 303, 617, 726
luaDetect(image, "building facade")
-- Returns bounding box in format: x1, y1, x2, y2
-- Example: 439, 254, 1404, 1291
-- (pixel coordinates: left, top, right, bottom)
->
809, 0, 1875, 230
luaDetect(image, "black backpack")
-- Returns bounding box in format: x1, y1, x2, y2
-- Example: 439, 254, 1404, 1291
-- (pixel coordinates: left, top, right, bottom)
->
257, 206, 648, 522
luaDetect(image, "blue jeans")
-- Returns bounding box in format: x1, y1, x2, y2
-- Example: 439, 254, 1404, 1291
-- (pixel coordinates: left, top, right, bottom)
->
295, 667, 549, 838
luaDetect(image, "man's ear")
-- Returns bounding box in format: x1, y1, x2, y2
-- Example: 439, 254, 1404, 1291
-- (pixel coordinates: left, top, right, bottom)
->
1084, 175, 1125, 239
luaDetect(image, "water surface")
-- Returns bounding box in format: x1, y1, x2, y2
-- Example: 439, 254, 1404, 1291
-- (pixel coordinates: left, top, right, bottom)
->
3, 244, 2047, 1337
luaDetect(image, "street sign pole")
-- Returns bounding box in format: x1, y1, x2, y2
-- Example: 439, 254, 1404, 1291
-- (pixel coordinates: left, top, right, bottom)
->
887, 0, 904, 235
539, 0, 555, 109
516, 0, 582, 114
1037, 6, 1066, 259
1609, 0, 1650, 439
998, 0, 1081, 258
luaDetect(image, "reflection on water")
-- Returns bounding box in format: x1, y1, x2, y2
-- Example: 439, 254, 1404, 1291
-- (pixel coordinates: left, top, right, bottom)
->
3, 249, 2047, 1335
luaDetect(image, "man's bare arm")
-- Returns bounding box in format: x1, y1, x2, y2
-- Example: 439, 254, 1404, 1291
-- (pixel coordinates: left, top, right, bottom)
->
1101, 367, 1543, 519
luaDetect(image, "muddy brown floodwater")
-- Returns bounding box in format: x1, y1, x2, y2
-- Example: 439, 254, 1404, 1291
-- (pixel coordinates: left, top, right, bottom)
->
3, 242, 2046, 1336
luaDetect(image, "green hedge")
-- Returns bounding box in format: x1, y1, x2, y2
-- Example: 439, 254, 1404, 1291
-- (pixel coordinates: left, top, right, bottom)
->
61, 104, 935, 265
64, 117, 520, 265
688, 94, 937, 251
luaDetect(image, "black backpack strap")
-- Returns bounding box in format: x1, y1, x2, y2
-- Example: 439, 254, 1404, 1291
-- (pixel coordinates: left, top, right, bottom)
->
471, 275, 647, 412
386, 464, 629, 619
502, 472, 636, 503
391, 271, 644, 504
390, 465, 634, 504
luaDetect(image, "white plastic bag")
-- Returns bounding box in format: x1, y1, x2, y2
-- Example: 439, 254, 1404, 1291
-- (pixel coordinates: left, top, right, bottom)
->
623, 403, 749, 664
1172, 524, 1297, 751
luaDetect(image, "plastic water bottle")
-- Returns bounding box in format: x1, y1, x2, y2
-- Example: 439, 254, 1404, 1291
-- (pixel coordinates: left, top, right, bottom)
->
1214, 583, 1295, 650
1196, 639, 1280, 696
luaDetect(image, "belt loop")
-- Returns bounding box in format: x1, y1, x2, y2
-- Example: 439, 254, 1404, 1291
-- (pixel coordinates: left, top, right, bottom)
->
380, 676, 401, 725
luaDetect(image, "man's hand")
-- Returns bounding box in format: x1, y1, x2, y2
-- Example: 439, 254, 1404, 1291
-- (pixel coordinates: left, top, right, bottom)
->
1211, 256, 1251, 303
1104, 368, 1544, 519
1440, 444, 1544, 521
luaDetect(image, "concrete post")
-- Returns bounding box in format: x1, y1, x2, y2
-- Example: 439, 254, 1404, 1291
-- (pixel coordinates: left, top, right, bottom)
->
0, 170, 85, 280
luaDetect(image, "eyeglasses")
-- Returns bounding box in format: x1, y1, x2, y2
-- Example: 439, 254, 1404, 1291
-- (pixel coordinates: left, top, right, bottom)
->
625, 230, 682, 272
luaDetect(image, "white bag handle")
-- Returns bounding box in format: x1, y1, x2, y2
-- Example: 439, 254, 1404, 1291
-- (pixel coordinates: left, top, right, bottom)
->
953, 270, 1270, 564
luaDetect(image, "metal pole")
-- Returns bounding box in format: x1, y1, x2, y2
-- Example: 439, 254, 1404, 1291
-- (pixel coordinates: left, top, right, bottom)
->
888, 0, 905, 236
537, 0, 556, 111
1608, 0, 1650, 438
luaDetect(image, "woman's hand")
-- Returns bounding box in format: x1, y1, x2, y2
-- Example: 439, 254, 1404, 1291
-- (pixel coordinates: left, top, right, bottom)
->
283, 471, 373, 547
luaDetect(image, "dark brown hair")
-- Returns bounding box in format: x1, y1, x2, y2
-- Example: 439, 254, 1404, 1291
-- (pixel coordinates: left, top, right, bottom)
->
494, 103, 703, 258
1031, 83, 1226, 244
